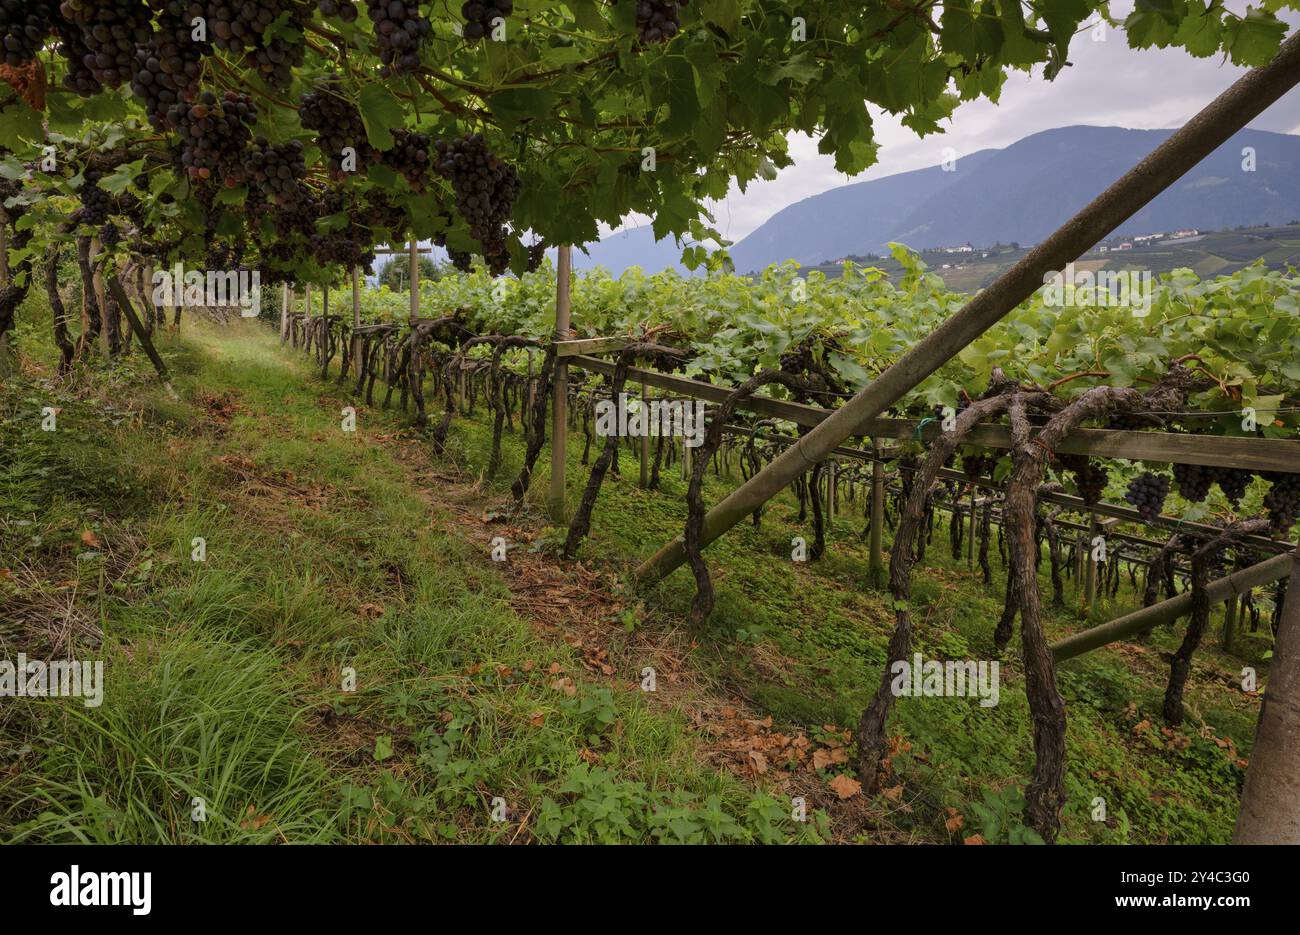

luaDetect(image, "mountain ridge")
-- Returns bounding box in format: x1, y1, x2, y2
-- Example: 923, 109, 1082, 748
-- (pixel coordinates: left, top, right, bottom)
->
573, 125, 1300, 275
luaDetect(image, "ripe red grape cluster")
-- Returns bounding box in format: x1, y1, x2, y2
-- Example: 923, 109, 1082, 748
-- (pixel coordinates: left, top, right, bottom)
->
1076, 460, 1108, 505
201, 1, 307, 88
362, 191, 408, 241
1054, 453, 1106, 504
526, 241, 545, 272
1215, 467, 1252, 507
461, 0, 511, 41
169, 90, 258, 183
57, 0, 155, 89
626, 0, 688, 43
381, 128, 434, 190
1262, 472, 1300, 536
73, 168, 112, 226
131, 1, 209, 129
363, 0, 432, 77
1124, 472, 1170, 522
0, 1, 54, 67
318, 0, 359, 22
241, 137, 307, 208
101, 220, 123, 248
301, 78, 373, 176
434, 132, 521, 275
1171, 461, 1215, 504
54, 19, 102, 95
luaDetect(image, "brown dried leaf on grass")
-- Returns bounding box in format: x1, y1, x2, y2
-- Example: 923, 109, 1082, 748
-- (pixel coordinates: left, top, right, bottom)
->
944, 807, 964, 833
829, 774, 862, 799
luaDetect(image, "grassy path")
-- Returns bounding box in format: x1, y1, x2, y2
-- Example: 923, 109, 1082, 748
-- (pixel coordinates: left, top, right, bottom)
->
2, 320, 806, 843
2, 318, 1264, 843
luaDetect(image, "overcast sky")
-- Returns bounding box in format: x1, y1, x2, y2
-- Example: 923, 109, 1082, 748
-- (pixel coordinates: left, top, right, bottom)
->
613, 3, 1300, 244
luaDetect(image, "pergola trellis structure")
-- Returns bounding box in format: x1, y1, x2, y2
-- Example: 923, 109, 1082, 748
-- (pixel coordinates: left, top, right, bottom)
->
538, 33, 1300, 844
264, 32, 1300, 843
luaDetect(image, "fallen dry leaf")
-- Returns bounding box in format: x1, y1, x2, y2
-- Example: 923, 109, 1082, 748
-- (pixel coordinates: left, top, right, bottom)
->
881, 784, 904, 802
812, 748, 834, 771
748, 750, 768, 774
963, 834, 987, 845
239, 804, 271, 831
828, 774, 862, 799
80, 530, 100, 548
528, 711, 545, 727
945, 813, 965, 833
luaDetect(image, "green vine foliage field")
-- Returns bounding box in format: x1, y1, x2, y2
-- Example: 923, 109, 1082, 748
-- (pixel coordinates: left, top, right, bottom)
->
304, 249, 1300, 529
329, 248, 1300, 431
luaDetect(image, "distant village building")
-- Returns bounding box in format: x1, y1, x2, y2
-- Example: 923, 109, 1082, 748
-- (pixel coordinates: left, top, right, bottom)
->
1116, 242, 1133, 251
1171, 228, 1199, 238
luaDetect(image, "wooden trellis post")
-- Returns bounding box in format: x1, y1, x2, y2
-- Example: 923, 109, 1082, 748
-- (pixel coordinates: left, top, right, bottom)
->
0, 224, 9, 376
548, 245, 572, 522
1234, 546, 1300, 844
833, 461, 839, 517
869, 441, 884, 587
1221, 594, 1239, 653
106, 274, 176, 399
967, 486, 977, 568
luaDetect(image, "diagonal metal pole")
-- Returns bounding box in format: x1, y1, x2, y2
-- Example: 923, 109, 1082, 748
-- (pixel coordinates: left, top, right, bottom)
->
635, 32, 1300, 586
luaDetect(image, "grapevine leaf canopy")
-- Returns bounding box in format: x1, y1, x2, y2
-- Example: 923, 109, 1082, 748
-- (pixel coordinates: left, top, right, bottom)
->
0, 0, 1294, 283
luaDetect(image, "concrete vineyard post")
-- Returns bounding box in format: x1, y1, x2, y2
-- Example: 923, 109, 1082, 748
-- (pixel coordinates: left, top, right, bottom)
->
640, 382, 650, 489
408, 241, 419, 322
280, 283, 289, 342
1084, 515, 1098, 609
548, 245, 572, 522
351, 267, 360, 328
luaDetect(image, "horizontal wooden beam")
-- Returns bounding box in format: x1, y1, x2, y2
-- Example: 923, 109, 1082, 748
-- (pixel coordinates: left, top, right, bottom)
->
556, 337, 630, 357
570, 355, 1300, 473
